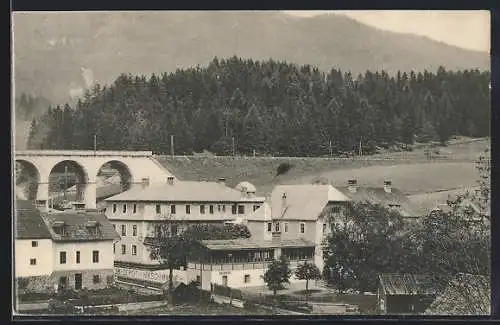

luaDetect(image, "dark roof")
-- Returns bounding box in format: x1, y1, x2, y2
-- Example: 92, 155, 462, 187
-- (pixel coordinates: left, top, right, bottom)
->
40, 211, 120, 242
15, 200, 52, 239
337, 187, 417, 217
425, 273, 490, 315
201, 238, 315, 251
379, 273, 437, 296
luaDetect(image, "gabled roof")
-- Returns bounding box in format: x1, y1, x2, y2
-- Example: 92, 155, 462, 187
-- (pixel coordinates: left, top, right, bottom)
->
378, 273, 437, 296
15, 200, 52, 240
105, 181, 265, 203
425, 273, 490, 315
271, 184, 350, 221
336, 186, 417, 217
40, 211, 120, 242
200, 238, 315, 251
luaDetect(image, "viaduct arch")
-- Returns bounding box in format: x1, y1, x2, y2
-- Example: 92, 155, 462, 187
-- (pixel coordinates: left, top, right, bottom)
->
14, 150, 175, 210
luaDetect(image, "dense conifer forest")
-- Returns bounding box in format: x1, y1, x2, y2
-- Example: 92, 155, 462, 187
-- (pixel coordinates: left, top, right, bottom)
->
22, 57, 490, 157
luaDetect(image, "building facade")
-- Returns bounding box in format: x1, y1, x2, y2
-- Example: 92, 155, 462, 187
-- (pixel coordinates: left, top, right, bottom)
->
104, 178, 266, 282
245, 184, 351, 273
186, 238, 315, 290
14, 200, 120, 293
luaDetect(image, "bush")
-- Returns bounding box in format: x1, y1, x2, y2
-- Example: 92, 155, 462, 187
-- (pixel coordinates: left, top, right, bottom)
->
276, 162, 294, 177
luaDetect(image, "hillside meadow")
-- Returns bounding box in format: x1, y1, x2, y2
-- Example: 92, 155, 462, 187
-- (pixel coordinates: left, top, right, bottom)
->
155, 138, 487, 196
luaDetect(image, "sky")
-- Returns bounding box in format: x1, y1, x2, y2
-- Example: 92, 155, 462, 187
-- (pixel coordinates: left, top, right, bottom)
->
283, 10, 490, 53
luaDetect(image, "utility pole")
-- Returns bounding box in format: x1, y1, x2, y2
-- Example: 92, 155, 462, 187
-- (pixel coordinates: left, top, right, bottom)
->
329, 140, 333, 158
93, 134, 97, 156
359, 138, 362, 157
232, 136, 235, 157
170, 135, 175, 157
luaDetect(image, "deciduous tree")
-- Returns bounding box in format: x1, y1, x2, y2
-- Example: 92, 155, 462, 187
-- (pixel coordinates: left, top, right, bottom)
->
263, 255, 292, 296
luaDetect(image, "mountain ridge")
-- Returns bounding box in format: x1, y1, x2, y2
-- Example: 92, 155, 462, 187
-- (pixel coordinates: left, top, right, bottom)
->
13, 12, 489, 105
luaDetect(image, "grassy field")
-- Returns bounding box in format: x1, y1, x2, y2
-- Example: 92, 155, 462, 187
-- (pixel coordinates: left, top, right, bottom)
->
155, 138, 489, 196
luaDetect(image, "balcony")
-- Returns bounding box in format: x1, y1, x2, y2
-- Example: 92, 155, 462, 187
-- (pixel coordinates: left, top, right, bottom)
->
188, 258, 314, 271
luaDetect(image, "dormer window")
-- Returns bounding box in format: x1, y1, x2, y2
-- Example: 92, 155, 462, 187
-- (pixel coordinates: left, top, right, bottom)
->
52, 221, 66, 235
86, 221, 100, 235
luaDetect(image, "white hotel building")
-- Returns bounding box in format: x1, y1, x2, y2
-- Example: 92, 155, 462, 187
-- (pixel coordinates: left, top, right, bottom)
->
104, 177, 266, 283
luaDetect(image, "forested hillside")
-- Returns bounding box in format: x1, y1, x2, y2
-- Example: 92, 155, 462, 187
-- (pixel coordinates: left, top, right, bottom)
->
26, 57, 490, 157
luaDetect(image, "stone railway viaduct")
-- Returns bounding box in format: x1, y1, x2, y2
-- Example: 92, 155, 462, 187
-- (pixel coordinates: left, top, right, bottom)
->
14, 150, 176, 209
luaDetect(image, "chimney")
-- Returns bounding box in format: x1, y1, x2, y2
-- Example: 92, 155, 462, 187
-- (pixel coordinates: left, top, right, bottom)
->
240, 186, 248, 198
384, 180, 392, 193
282, 192, 287, 210
348, 179, 357, 193
141, 178, 150, 189
217, 178, 226, 186
167, 176, 175, 185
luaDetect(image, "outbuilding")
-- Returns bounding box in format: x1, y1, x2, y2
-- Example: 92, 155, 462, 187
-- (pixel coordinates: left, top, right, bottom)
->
377, 273, 437, 315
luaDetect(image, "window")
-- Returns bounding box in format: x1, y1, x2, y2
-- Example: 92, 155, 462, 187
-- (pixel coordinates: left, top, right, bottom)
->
171, 224, 178, 235
170, 205, 176, 214
112, 204, 117, 213
121, 225, 126, 236
332, 206, 341, 213
132, 225, 137, 236
244, 274, 250, 283
92, 250, 99, 263
196, 275, 201, 283
232, 205, 237, 214
121, 245, 126, 255
59, 251, 67, 264
300, 223, 305, 234
93, 275, 101, 284
267, 222, 272, 232
133, 204, 137, 214
284, 222, 289, 233
30, 258, 37, 265
253, 205, 260, 212
123, 204, 127, 213
222, 205, 226, 212
200, 205, 205, 214
31, 241, 38, 247
217, 205, 222, 212
209, 205, 214, 214
275, 222, 280, 232
76, 251, 81, 264
132, 245, 137, 256
238, 205, 245, 214
323, 223, 327, 233
186, 205, 191, 214
156, 204, 161, 214
113, 243, 116, 254
113, 224, 116, 230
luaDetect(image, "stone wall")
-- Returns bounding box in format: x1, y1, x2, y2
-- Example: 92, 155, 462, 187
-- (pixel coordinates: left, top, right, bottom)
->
16, 275, 55, 294
114, 267, 186, 284
50, 268, 114, 291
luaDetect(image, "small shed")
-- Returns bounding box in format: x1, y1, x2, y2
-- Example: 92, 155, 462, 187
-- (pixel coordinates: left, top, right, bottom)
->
377, 274, 437, 315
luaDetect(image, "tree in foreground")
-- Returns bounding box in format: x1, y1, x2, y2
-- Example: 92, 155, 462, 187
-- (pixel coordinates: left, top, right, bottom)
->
263, 255, 292, 296
294, 261, 322, 300
322, 201, 408, 293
